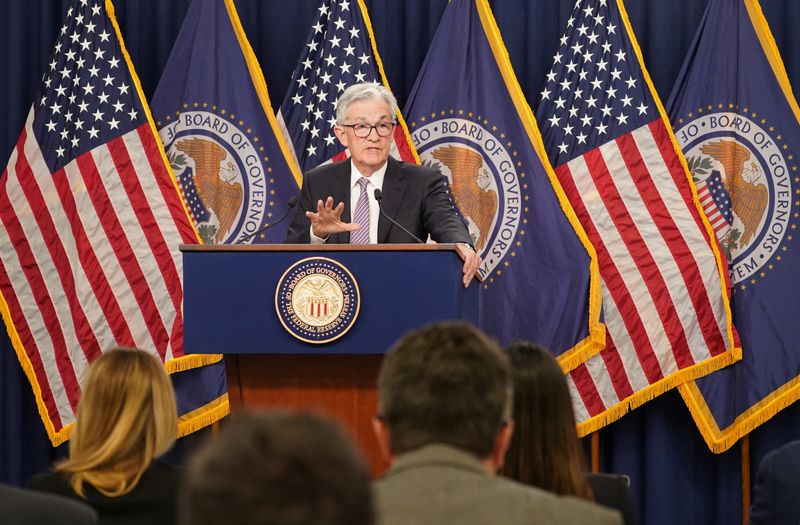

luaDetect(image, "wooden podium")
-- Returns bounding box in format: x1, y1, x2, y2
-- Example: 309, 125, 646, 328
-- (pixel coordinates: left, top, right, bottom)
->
181, 243, 479, 475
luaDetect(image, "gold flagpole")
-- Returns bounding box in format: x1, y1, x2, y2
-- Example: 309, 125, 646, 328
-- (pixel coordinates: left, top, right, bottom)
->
591, 432, 600, 473
742, 435, 751, 525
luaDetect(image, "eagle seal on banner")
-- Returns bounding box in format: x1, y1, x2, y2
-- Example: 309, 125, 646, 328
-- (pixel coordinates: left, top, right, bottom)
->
675, 110, 794, 286
700, 139, 768, 246
175, 137, 244, 243
431, 145, 498, 253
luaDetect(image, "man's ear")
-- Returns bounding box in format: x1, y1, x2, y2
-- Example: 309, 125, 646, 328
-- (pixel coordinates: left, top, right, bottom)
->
333, 125, 349, 148
372, 416, 393, 464
490, 420, 515, 472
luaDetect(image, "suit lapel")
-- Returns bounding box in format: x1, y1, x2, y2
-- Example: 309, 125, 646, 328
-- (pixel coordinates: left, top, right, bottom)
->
335, 160, 352, 222
378, 158, 408, 243
328, 159, 351, 244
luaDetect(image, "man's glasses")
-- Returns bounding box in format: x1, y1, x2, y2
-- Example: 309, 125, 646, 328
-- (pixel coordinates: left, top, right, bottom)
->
340, 121, 396, 138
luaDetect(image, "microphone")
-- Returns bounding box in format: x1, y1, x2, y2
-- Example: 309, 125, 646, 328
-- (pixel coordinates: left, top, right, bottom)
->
235, 196, 298, 244
373, 189, 424, 244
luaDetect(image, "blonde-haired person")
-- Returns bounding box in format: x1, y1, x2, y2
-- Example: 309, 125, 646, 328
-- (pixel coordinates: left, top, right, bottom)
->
29, 347, 181, 525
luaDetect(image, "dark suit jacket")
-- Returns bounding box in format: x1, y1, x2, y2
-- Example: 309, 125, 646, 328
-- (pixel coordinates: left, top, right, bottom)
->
1, 482, 98, 525
285, 157, 472, 245
28, 462, 180, 525
587, 473, 638, 525
750, 439, 800, 525
374, 444, 621, 525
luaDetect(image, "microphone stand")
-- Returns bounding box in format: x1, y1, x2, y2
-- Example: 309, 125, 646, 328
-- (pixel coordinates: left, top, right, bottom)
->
373, 189, 424, 244
235, 196, 298, 244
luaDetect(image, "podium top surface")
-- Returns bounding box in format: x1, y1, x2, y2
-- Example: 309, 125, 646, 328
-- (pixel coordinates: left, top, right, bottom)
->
180, 243, 461, 253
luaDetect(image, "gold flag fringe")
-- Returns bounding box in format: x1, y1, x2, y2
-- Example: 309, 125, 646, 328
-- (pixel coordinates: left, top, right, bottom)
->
577, 348, 740, 437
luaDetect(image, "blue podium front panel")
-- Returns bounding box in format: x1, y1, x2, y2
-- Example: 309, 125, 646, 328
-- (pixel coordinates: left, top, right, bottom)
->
182, 246, 479, 355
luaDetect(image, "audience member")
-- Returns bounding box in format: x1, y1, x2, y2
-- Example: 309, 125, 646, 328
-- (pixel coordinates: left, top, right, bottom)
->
29, 347, 180, 525
180, 410, 373, 525
500, 342, 637, 525
371, 322, 621, 525
749, 439, 800, 525
1, 482, 98, 525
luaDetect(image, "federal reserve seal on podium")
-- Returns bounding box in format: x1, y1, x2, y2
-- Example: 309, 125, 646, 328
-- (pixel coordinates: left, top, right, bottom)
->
275, 257, 361, 344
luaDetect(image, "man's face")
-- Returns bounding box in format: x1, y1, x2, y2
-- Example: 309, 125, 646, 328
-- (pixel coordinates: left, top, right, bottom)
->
334, 98, 394, 177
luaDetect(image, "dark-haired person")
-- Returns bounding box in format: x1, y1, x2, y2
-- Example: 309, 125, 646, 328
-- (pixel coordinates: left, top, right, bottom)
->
750, 439, 800, 525
180, 410, 373, 525
372, 322, 621, 525
284, 82, 479, 287
501, 342, 637, 525
29, 348, 181, 525
1, 483, 98, 525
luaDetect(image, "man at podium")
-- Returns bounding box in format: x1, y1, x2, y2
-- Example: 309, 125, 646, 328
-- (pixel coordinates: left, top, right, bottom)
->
284, 82, 480, 287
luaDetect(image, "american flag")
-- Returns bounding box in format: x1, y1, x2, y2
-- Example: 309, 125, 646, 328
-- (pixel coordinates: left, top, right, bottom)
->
536, 0, 736, 431
696, 170, 733, 236
276, 0, 416, 172
0, 0, 198, 444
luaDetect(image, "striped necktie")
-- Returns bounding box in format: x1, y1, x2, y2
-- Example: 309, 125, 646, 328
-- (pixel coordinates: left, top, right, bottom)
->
350, 177, 371, 244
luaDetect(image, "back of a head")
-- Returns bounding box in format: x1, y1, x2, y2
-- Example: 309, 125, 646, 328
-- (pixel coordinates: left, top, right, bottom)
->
377, 321, 511, 458
59, 347, 177, 497
501, 342, 592, 500
182, 411, 373, 525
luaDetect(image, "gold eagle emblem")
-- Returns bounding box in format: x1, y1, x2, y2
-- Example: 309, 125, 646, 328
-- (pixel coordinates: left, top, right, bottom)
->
699, 139, 768, 247
431, 145, 498, 252
176, 137, 244, 243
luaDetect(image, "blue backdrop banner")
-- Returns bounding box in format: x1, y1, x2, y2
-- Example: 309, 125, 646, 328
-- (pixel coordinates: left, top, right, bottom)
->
404, 0, 605, 367
670, 0, 800, 453
151, 0, 300, 246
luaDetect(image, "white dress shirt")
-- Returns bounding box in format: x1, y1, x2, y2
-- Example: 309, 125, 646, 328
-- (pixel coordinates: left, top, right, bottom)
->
310, 161, 387, 244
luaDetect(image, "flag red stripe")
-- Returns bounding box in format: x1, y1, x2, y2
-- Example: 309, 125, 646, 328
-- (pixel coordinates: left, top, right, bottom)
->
570, 362, 607, 416
585, 146, 694, 369
709, 215, 726, 229
0, 256, 64, 428
617, 132, 725, 364
136, 126, 198, 244
75, 151, 169, 357
556, 162, 664, 383
0, 161, 64, 428
107, 135, 184, 316
599, 339, 635, 400
14, 148, 101, 365
659, 140, 735, 320
392, 126, 415, 163
51, 166, 135, 347
649, 121, 717, 248
331, 150, 348, 163
648, 121, 731, 357
169, 312, 183, 357
0, 141, 81, 412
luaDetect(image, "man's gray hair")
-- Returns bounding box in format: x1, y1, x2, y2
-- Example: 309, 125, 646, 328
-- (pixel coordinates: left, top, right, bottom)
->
335, 82, 399, 124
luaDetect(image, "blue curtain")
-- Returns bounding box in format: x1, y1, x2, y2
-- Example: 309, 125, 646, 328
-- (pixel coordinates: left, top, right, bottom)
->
3, 1, 800, 524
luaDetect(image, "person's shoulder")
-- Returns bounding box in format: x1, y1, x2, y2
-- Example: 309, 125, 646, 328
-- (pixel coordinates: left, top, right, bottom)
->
138, 461, 183, 492
555, 494, 622, 525
305, 159, 347, 179
393, 159, 439, 178
490, 476, 622, 525
0, 483, 98, 525
757, 439, 800, 477
150, 460, 182, 474
27, 470, 71, 495
765, 439, 800, 461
